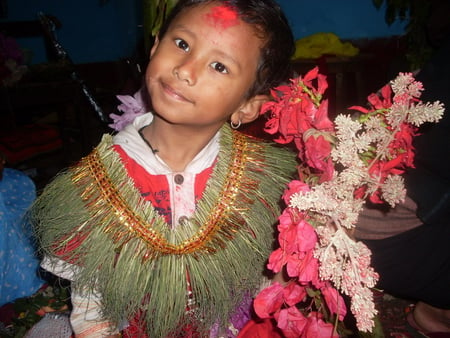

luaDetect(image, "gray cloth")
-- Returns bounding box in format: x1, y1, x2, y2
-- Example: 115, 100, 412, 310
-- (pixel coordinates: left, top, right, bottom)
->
25, 312, 73, 338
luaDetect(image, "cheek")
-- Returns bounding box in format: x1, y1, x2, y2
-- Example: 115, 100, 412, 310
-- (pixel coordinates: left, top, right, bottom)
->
144, 63, 160, 100
213, 86, 247, 112
145, 56, 164, 83
144, 65, 154, 90
147, 47, 168, 71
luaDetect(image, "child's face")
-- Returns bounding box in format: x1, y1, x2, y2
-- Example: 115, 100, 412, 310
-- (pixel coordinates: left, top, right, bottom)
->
145, 2, 263, 130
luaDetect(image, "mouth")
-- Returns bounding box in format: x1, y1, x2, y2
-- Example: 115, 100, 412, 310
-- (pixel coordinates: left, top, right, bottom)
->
161, 82, 193, 104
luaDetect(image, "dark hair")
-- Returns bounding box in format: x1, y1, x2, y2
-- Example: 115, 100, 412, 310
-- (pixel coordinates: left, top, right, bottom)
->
158, 0, 295, 98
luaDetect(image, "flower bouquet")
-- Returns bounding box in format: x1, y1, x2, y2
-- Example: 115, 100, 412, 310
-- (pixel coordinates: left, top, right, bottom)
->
253, 67, 444, 336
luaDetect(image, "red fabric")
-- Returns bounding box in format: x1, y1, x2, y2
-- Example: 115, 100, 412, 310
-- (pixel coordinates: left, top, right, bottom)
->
238, 318, 284, 338
0, 124, 62, 164
114, 145, 213, 224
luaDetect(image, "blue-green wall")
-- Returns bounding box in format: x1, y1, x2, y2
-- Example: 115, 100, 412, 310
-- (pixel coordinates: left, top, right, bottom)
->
2, 0, 142, 64
278, 0, 405, 40
1, 0, 404, 64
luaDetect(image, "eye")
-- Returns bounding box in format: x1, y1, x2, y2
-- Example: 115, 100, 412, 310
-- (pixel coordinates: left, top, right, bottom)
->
174, 38, 189, 52
211, 62, 228, 74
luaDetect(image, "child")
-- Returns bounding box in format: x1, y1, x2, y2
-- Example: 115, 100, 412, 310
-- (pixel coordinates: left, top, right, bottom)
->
31, 0, 297, 336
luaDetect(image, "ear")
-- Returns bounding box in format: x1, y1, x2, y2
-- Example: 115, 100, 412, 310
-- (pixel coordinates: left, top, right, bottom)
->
232, 94, 270, 125
150, 36, 160, 58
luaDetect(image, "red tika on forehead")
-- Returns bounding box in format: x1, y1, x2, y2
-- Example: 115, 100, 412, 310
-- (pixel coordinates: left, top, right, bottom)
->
204, 5, 239, 30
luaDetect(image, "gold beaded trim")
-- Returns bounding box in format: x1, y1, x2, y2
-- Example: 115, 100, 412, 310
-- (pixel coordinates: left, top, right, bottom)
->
81, 131, 249, 256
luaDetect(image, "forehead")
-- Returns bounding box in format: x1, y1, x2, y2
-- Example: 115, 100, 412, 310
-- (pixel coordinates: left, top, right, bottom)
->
169, 3, 263, 50
203, 4, 240, 30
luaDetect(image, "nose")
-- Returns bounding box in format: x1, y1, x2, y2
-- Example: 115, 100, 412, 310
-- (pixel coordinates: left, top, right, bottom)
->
173, 57, 198, 86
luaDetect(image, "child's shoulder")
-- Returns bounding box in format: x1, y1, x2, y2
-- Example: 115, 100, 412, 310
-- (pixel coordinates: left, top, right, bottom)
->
231, 129, 297, 181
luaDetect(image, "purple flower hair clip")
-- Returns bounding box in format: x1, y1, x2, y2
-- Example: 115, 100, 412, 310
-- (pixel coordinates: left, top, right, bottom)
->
109, 87, 148, 131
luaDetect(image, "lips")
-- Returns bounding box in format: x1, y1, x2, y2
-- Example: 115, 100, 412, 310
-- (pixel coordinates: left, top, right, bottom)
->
161, 82, 193, 103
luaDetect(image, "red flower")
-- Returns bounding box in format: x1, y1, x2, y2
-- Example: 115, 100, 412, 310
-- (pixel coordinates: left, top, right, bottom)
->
302, 66, 320, 86
302, 67, 329, 98
368, 84, 392, 110
312, 99, 334, 131
305, 135, 332, 170
260, 66, 333, 153
354, 185, 367, 200
389, 123, 417, 168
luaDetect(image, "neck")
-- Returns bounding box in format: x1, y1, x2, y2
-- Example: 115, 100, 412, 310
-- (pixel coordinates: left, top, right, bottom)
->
140, 120, 220, 172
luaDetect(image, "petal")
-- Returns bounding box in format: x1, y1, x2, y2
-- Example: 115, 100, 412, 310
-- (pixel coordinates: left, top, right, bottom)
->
254, 283, 285, 318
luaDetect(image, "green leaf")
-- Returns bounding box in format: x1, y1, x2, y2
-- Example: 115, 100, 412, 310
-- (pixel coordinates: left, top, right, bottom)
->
142, 0, 179, 54
167, 0, 179, 14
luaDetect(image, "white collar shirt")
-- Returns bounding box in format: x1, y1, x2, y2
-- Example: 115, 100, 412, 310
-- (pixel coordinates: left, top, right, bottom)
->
113, 113, 220, 228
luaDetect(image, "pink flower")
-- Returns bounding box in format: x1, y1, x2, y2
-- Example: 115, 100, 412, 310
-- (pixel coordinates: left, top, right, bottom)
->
316, 74, 329, 97
321, 283, 347, 321
294, 220, 318, 253
283, 283, 307, 306
275, 306, 308, 338
286, 250, 320, 284
304, 313, 339, 338
282, 181, 310, 204
277, 210, 298, 255
320, 158, 335, 182
267, 248, 287, 273
254, 282, 285, 318
277, 212, 317, 255
293, 98, 315, 134
278, 208, 296, 231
